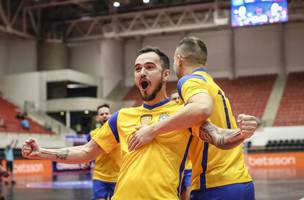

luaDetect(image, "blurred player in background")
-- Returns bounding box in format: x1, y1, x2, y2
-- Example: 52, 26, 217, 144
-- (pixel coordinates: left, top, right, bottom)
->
87, 104, 121, 200
170, 90, 181, 104
4, 139, 18, 185
93, 104, 111, 129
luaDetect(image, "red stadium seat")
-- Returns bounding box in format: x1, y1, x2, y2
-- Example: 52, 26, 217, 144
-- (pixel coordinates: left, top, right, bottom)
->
214, 75, 276, 118
0, 97, 55, 134
274, 72, 304, 126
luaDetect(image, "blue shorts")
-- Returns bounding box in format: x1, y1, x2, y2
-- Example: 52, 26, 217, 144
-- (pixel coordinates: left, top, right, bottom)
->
181, 169, 192, 193
92, 180, 116, 199
190, 181, 255, 200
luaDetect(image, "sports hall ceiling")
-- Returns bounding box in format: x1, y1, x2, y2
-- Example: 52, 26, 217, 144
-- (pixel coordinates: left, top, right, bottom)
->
0, 0, 303, 41
26, 0, 215, 21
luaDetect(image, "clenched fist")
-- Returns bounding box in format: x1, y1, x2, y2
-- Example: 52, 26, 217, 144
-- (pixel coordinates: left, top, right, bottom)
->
237, 114, 259, 139
22, 138, 42, 159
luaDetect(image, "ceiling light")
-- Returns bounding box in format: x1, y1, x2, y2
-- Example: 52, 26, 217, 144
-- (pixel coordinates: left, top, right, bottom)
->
113, 1, 120, 7
67, 84, 91, 89
80, 16, 91, 21
143, 0, 150, 3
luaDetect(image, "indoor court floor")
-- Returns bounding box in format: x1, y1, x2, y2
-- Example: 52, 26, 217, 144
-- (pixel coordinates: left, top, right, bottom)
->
1, 168, 304, 200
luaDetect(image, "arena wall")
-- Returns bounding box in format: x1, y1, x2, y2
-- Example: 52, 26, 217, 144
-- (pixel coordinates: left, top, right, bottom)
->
123, 38, 142, 87
0, 35, 36, 75
285, 22, 304, 73
121, 22, 304, 85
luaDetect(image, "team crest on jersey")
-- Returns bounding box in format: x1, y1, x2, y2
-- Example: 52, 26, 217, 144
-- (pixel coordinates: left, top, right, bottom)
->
140, 114, 153, 125
159, 113, 170, 121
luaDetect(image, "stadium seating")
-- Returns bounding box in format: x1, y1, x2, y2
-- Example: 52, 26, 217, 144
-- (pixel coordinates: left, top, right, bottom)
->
0, 97, 54, 134
274, 72, 304, 126
165, 75, 276, 120
264, 139, 304, 152
247, 139, 304, 153
215, 75, 277, 118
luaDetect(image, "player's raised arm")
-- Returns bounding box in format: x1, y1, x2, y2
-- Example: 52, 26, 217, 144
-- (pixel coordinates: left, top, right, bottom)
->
22, 138, 104, 164
199, 114, 259, 149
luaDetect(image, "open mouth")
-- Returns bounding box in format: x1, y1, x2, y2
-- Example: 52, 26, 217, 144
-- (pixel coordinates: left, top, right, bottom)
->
140, 79, 150, 90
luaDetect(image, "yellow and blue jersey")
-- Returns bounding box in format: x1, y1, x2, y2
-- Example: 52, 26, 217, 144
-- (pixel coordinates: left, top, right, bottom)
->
89, 130, 121, 183
92, 99, 193, 200
177, 68, 252, 190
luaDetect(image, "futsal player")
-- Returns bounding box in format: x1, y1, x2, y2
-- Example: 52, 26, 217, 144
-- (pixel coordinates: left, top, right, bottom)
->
87, 104, 121, 200
170, 90, 181, 104
22, 47, 194, 200
4, 139, 17, 185
128, 37, 257, 200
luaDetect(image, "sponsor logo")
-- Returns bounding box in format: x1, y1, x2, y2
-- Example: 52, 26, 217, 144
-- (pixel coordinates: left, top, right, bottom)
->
247, 156, 296, 166
140, 114, 153, 125
55, 163, 89, 171
14, 163, 45, 174
159, 113, 170, 121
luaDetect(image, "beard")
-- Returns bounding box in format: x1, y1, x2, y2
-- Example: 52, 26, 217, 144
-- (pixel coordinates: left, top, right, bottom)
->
139, 79, 163, 101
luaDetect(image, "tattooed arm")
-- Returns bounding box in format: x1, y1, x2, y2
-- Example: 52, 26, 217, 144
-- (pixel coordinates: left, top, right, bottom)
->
200, 114, 259, 150
22, 138, 103, 164
200, 122, 243, 149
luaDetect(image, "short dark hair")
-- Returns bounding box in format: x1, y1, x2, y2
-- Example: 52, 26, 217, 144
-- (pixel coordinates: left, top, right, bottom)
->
176, 37, 208, 65
97, 104, 110, 113
138, 47, 170, 70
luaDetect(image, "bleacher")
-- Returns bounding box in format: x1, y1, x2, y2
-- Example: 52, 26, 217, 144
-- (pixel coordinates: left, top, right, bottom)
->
215, 75, 277, 118
265, 139, 304, 152
0, 97, 54, 134
247, 139, 304, 153
274, 72, 304, 126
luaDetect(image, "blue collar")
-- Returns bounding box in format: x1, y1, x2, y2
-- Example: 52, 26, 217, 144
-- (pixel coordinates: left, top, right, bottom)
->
143, 98, 171, 110
192, 68, 207, 73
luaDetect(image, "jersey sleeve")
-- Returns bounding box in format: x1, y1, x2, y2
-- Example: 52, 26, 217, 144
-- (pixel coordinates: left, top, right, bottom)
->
177, 74, 210, 103
92, 112, 120, 154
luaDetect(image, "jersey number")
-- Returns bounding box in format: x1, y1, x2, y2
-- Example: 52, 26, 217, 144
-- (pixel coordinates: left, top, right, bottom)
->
218, 90, 231, 129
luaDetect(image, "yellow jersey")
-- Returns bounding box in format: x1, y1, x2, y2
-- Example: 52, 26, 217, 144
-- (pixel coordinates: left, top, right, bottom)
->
177, 68, 252, 190
92, 99, 192, 200
89, 130, 121, 182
